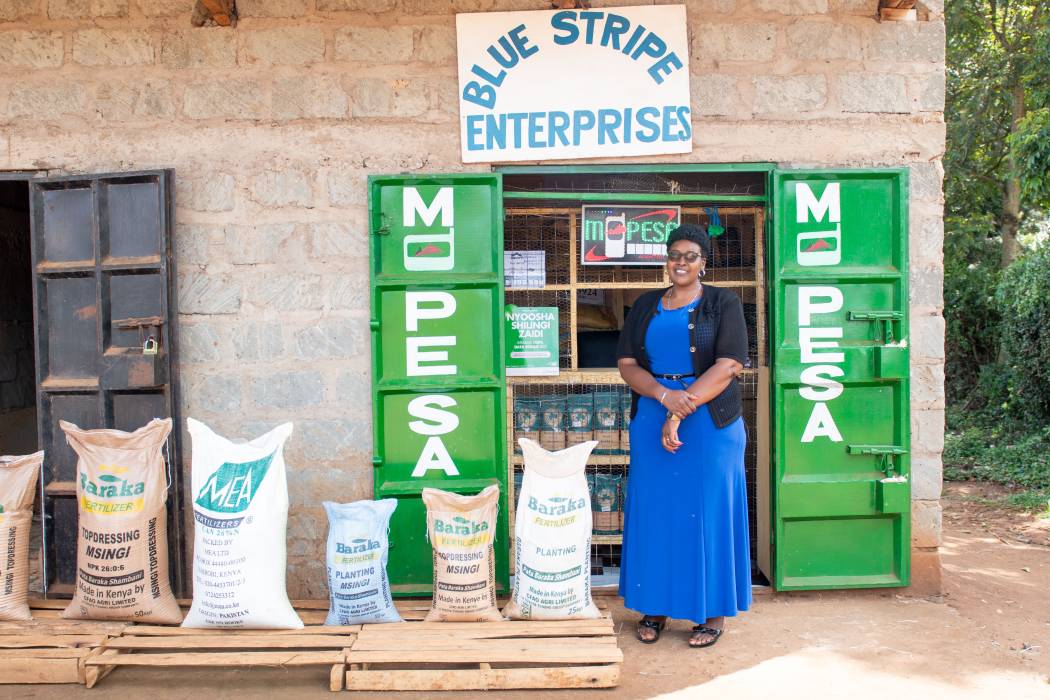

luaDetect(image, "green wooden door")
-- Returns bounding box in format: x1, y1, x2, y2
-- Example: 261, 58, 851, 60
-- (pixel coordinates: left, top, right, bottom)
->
369, 174, 508, 595
770, 169, 911, 590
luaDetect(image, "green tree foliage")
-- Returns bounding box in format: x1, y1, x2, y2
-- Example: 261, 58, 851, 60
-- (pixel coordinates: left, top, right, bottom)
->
944, 0, 1050, 405
944, 1, 1050, 502
945, 0, 1049, 266
996, 245, 1050, 419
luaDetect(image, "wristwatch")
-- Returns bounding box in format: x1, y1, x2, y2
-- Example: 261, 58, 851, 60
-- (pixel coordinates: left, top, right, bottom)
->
666, 411, 681, 422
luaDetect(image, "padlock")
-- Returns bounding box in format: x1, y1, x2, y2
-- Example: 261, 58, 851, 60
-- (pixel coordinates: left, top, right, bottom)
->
143, 336, 159, 355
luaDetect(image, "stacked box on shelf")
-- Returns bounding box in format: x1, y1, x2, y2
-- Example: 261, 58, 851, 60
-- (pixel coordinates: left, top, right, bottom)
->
593, 391, 620, 454
567, 393, 594, 447
539, 396, 567, 451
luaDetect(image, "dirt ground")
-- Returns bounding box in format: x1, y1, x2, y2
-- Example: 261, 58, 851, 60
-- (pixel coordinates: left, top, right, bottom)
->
8, 482, 1049, 699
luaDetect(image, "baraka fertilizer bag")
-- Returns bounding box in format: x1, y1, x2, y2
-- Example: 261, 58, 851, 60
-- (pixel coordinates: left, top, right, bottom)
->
60, 419, 181, 623
183, 419, 302, 629
323, 499, 401, 625
422, 484, 502, 622
0, 451, 42, 621
503, 438, 601, 620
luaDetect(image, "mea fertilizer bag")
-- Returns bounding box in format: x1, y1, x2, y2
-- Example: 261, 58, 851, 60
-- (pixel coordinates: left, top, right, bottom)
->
183, 419, 302, 629
323, 499, 401, 625
0, 451, 42, 621
504, 438, 601, 620
60, 419, 181, 623
422, 484, 502, 622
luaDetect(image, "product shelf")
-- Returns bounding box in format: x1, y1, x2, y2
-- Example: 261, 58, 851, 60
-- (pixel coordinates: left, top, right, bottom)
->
504, 191, 768, 577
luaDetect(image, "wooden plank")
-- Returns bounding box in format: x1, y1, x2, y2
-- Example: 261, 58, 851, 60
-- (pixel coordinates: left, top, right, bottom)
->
345, 664, 621, 691
105, 635, 355, 650
331, 648, 351, 692
347, 646, 622, 665
0, 648, 89, 659
0, 656, 81, 684
85, 650, 346, 667
126, 624, 360, 636
350, 638, 618, 653
0, 635, 106, 648
83, 647, 123, 689
358, 617, 611, 632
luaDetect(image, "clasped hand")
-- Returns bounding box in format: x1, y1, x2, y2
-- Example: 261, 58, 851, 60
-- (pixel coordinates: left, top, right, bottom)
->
661, 389, 697, 419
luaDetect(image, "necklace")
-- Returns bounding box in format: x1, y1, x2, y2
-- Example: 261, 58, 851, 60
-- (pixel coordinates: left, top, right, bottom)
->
663, 283, 702, 311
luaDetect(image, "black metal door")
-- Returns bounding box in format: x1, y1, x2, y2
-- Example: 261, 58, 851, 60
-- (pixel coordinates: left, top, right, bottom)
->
29, 170, 184, 595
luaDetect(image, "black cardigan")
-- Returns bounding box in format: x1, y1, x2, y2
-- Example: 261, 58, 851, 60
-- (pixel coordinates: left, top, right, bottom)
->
616, 285, 750, 429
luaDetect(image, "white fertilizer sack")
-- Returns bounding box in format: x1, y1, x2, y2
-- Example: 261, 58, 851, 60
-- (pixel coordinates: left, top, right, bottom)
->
503, 438, 601, 620
183, 419, 302, 629
323, 499, 401, 625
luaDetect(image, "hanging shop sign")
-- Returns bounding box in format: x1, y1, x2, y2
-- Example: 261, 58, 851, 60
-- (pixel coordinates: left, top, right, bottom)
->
505, 306, 559, 376
456, 5, 692, 163
580, 204, 681, 265
369, 174, 509, 595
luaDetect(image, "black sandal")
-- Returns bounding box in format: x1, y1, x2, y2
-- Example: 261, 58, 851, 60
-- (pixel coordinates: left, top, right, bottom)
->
636, 616, 667, 644
689, 625, 723, 648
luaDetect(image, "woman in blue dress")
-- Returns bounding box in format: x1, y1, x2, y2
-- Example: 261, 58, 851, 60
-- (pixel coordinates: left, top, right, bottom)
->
617, 223, 751, 648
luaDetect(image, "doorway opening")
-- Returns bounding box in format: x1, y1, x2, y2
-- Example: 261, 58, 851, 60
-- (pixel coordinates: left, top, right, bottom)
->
0, 178, 37, 457
499, 165, 772, 586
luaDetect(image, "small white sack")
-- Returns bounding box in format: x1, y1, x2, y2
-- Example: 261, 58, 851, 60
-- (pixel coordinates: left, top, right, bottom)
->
323, 499, 401, 625
504, 438, 601, 620
183, 419, 303, 629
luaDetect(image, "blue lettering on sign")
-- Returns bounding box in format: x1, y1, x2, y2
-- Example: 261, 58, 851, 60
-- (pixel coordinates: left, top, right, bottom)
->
465, 106, 692, 152
462, 10, 685, 110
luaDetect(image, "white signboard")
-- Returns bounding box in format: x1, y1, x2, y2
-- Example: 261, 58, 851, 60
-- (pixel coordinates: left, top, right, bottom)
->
456, 5, 692, 163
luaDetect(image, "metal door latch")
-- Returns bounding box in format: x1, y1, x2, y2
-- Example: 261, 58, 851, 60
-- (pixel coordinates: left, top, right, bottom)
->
847, 444, 907, 477
848, 311, 902, 344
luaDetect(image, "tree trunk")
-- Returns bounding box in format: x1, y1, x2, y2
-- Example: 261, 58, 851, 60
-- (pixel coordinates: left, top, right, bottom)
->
999, 83, 1026, 269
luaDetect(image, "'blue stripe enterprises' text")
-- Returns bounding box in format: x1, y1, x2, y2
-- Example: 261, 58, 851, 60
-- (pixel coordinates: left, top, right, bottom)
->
461, 11, 688, 155
465, 106, 692, 152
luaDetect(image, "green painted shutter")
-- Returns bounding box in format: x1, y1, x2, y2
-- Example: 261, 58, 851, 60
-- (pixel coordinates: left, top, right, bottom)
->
368, 174, 508, 595
770, 169, 910, 590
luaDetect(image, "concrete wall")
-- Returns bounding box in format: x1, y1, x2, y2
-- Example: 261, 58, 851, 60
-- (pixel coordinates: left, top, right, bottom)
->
0, 0, 946, 596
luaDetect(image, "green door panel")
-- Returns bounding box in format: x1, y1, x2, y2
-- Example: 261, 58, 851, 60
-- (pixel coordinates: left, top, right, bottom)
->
375, 388, 505, 489
369, 174, 509, 595
374, 287, 503, 385
374, 179, 502, 279
771, 169, 910, 590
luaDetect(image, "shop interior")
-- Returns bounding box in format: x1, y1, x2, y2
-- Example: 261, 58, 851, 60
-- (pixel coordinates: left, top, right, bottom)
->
501, 167, 770, 585
0, 179, 37, 458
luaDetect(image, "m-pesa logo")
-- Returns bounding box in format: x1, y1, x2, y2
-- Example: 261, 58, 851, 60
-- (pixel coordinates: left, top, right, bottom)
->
796, 182, 841, 267
402, 187, 455, 271
795, 182, 845, 444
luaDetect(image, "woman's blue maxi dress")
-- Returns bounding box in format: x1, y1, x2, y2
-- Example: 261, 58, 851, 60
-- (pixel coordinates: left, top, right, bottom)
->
619, 298, 752, 623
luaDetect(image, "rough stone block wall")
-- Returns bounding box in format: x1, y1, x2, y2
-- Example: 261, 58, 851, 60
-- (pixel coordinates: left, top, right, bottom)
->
0, 0, 945, 595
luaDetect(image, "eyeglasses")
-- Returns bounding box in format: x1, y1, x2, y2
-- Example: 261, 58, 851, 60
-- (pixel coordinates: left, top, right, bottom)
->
666, 251, 703, 263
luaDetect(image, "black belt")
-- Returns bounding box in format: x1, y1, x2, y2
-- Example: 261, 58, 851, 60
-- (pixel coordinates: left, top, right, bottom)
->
656, 373, 694, 381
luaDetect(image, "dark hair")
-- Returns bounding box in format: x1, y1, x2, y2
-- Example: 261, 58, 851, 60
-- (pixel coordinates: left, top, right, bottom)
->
665, 223, 711, 259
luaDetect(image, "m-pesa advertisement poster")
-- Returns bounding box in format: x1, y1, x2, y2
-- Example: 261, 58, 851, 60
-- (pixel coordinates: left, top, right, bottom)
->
581, 205, 681, 265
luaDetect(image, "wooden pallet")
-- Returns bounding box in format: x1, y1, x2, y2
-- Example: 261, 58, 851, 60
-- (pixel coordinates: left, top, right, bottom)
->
345, 614, 622, 691
0, 616, 126, 685
6, 598, 623, 691
83, 623, 359, 690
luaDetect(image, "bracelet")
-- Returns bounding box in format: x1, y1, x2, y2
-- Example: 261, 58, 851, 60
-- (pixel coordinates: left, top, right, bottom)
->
658, 390, 668, 405
666, 411, 680, 422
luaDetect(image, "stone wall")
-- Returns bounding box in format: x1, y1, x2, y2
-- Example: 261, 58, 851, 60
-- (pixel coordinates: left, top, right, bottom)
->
0, 0, 946, 595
